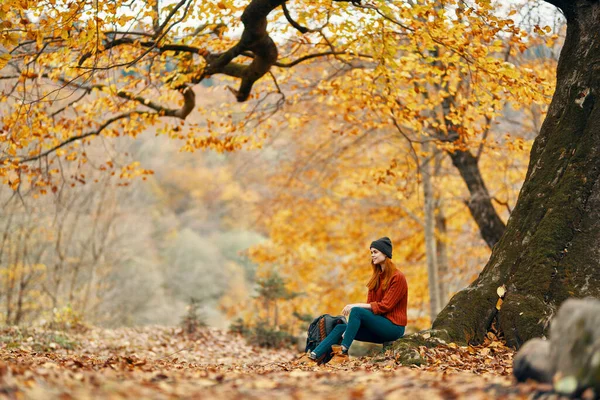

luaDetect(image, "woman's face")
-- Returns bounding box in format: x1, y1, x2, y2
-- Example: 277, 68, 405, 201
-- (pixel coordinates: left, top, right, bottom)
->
370, 248, 386, 265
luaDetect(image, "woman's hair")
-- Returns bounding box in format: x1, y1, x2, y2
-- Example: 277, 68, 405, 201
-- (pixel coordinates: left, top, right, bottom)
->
366, 257, 397, 291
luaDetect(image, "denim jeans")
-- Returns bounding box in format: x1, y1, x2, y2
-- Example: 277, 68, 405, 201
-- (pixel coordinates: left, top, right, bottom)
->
312, 307, 405, 358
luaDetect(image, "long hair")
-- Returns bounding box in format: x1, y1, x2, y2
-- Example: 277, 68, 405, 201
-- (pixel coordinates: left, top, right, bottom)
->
366, 258, 397, 291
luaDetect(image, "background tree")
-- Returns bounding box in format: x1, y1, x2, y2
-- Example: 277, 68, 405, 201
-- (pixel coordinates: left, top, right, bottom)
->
239, 0, 561, 329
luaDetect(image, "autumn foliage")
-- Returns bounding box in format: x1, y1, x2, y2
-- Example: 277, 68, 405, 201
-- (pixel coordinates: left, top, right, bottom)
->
0, 0, 567, 383
0, 0, 585, 397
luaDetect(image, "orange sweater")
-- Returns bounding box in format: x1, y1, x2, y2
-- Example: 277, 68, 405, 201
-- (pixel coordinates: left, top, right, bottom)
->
367, 269, 408, 326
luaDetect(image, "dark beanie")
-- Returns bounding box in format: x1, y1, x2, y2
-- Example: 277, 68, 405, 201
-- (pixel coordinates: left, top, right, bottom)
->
370, 237, 392, 259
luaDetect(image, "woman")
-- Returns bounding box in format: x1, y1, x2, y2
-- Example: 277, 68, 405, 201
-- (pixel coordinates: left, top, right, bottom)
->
299, 237, 408, 365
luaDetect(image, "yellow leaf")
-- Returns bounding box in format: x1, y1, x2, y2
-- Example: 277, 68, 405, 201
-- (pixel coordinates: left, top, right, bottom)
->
496, 285, 506, 298
0, 53, 11, 70
9, 177, 20, 190
495, 298, 503, 310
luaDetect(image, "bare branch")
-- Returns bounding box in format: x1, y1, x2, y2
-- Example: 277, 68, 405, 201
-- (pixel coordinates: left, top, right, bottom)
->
155, 0, 188, 38
390, 115, 420, 170
51, 91, 88, 117
492, 196, 512, 215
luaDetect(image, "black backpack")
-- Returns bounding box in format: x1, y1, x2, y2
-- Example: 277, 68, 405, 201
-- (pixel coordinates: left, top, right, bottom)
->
304, 314, 347, 364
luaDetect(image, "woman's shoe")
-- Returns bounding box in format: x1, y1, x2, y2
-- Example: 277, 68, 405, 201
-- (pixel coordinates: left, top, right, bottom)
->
294, 352, 317, 366
328, 345, 349, 365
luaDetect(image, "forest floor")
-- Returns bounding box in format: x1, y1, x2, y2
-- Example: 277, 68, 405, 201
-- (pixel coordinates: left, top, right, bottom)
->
0, 326, 561, 399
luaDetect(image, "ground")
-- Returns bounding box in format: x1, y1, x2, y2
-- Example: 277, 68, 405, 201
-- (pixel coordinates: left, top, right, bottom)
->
0, 326, 566, 399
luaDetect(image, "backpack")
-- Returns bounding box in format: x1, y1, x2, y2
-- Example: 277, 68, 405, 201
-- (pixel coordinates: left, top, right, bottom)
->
304, 314, 347, 364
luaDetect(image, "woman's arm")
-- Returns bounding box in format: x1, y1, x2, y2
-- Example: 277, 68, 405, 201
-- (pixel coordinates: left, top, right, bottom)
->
342, 303, 372, 317
370, 275, 407, 315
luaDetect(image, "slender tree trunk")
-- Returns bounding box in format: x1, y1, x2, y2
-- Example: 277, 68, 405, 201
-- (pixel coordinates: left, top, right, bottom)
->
14, 231, 31, 326
422, 142, 442, 319
425, 46, 506, 250
435, 205, 449, 306
5, 268, 14, 324
432, 43, 506, 250
447, 150, 506, 249
433, 1, 600, 348
434, 151, 449, 306
15, 274, 25, 326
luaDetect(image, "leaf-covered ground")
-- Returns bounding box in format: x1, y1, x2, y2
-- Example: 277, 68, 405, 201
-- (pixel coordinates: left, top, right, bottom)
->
0, 326, 560, 399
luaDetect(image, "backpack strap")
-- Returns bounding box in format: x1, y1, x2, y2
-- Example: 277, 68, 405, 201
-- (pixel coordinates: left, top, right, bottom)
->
319, 317, 327, 340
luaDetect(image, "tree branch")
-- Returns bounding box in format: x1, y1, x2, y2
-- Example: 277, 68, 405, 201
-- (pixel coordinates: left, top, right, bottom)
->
78, 0, 193, 70
17, 112, 148, 163
60, 79, 196, 120
76, 0, 367, 102
112, 86, 195, 119
203, 0, 285, 102
154, 0, 188, 38
275, 51, 372, 67
281, 2, 309, 33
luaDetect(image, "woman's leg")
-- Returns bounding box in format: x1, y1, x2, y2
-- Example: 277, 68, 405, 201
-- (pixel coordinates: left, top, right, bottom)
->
341, 307, 405, 350
311, 323, 347, 359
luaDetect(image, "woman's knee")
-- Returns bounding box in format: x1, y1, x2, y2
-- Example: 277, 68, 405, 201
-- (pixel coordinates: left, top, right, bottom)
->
331, 323, 347, 334
349, 307, 369, 319
397, 326, 405, 338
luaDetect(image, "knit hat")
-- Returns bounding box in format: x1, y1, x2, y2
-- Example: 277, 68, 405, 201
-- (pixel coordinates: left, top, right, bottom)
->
370, 237, 392, 259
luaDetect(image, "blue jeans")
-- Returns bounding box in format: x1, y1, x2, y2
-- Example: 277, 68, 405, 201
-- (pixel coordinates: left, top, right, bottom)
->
312, 307, 405, 358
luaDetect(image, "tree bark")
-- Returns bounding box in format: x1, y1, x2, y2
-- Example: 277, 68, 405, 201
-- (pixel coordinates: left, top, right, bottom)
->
433, 0, 600, 348
422, 142, 442, 319
205, 0, 283, 102
447, 149, 506, 249
435, 205, 449, 306
435, 151, 450, 306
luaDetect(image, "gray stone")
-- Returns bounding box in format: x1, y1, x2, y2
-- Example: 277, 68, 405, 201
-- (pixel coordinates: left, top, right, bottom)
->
549, 298, 600, 395
514, 298, 600, 395
513, 338, 553, 383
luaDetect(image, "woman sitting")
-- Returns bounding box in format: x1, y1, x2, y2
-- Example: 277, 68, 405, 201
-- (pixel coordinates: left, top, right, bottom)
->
300, 236, 408, 365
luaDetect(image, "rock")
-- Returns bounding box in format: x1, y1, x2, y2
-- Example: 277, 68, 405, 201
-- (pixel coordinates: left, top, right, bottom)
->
514, 298, 600, 395
513, 338, 552, 383
549, 298, 600, 395
382, 341, 394, 351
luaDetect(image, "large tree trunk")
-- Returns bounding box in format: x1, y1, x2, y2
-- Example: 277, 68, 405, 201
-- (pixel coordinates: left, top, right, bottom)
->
433, 1, 600, 348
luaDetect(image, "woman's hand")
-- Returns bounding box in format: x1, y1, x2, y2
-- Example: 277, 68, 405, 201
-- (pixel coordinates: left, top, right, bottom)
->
342, 304, 355, 317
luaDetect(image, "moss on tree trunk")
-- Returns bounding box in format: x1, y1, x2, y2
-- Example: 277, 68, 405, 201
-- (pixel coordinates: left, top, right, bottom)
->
432, 1, 600, 348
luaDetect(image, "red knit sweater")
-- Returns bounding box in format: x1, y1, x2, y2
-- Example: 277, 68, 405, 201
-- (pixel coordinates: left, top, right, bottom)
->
368, 269, 408, 326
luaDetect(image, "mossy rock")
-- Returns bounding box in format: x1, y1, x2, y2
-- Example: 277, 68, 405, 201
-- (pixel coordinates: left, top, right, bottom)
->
382, 329, 452, 366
